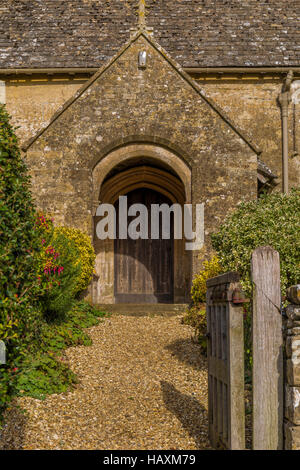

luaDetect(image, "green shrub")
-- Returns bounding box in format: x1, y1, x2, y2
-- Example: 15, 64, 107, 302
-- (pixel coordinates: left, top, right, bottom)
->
36, 221, 96, 321
211, 188, 300, 297
54, 226, 95, 296
39, 301, 107, 354
0, 105, 43, 414
182, 306, 207, 354
36, 217, 82, 321
211, 189, 300, 377
15, 301, 106, 400
183, 256, 222, 355
39, 230, 81, 320
15, 353, 77, 400
0, 106, 103, 415
191, 256, 222, 304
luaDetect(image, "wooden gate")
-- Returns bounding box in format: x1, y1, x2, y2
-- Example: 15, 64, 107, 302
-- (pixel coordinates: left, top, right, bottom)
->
206, 272, 245, 450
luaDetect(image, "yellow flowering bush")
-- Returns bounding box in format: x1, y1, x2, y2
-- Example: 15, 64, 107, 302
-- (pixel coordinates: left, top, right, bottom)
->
183, 255, 223, 355
191, 256, 222, 304
212, 188, 300, 297
182, 306, 207, 353
54, 227, 96, 295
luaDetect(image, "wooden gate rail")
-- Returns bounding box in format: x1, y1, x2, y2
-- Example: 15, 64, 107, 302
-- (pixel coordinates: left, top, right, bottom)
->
206, 272, 245, 450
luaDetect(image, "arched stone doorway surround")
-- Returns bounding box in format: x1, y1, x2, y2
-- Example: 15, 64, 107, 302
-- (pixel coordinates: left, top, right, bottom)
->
92, 143, 192, 304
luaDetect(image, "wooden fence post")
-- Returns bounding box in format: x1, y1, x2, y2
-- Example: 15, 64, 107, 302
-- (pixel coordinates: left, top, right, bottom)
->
251, 246, 283, 450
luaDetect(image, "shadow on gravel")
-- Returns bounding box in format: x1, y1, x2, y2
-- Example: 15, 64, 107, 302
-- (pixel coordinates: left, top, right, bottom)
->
165, 338, 207, 371
160, 381, 210, 450
0, 403, 27, 450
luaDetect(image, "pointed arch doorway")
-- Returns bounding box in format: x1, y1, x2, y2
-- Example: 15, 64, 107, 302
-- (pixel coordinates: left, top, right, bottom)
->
92, 144, 192, 305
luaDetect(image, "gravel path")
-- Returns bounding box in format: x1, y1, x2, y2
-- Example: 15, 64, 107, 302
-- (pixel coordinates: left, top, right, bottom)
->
0, 314, 210, 450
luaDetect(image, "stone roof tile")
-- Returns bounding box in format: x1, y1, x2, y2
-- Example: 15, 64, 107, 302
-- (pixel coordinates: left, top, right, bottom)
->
0, 0, 299, 69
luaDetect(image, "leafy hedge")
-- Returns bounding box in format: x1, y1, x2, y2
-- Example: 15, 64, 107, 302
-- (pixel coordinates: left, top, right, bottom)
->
183, 256, 222, 354
211, 188, 300, 296
184, 188, 300, 360
190, 256, 222, 304
0, 105, 43, 413
0, 106, 100, 419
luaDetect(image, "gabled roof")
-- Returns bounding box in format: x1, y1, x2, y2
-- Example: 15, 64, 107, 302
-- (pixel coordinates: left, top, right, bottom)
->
0, 1, 299, 70
22, 30, 261, 156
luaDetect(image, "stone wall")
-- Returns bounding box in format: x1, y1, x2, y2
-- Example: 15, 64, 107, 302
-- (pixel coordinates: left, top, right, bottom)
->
3, 75, 300, 191
5, 77, 85, 144
284, 287, 300, 450
199, 79, 300, 190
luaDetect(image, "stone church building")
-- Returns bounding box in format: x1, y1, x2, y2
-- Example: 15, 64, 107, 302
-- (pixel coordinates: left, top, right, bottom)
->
0, 1, 299, 305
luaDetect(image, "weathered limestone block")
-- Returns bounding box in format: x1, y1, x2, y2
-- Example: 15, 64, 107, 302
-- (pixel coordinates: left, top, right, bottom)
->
286, 335, 300, 359
286, 359, 300, 386
286, 330, 300, 386
285, 421, 300, 450
287, 327, 300, 336
285, 386, 300, 425
287, 320, 300, 329
287, 286, 300, 305
286, 305, 300, 321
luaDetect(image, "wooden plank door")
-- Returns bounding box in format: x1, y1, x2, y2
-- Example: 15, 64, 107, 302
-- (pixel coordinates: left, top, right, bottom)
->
114, 188, 174, 303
